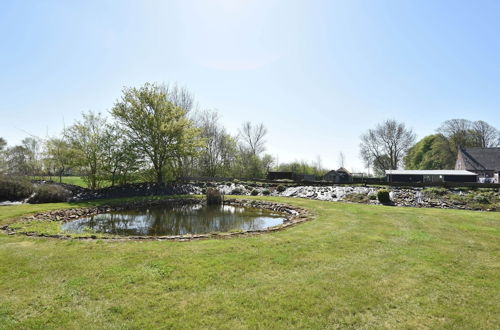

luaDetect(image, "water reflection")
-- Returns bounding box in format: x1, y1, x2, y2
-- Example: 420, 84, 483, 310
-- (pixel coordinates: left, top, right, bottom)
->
61, 204, 285, 236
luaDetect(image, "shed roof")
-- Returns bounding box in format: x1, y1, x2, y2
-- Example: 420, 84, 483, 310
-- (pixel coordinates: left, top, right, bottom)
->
386, 170, 477, 176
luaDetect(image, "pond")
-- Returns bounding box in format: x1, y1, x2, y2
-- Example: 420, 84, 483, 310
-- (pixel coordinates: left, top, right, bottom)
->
61, 204, 286, 236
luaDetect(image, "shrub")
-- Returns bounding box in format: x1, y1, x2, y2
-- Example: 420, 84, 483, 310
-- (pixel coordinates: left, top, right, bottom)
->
344, 193, 370, 204
422, 187, 448, 197
262, 189, 270, 196
206, 188, 222, 205
276, 185, 286, 193
251, 189, 259, 196
473, 193, 491, 204
28, 184, 71, 203
377, 189, 391, 204
369, 194, 377, 200
231, 188, 242, 195
0, 176, 33, 201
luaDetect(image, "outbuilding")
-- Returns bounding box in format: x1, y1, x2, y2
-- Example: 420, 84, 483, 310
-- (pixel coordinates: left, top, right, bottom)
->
386, 170, 478, 183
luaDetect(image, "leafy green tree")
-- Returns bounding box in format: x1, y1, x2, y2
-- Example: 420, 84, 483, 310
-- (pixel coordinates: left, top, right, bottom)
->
101, 124, 141, 186
111, 83, 202, 183
45, 138, 77, 183
404, 134, 455, 170
65, 111, 109, 189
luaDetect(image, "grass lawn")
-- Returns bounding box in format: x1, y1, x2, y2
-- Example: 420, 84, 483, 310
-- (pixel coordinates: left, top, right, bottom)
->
32, 176, 112, 188
0, 197, 499, 329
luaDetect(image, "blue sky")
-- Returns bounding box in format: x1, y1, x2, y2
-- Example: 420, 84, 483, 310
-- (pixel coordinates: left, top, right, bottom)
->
1, 0, 499, 171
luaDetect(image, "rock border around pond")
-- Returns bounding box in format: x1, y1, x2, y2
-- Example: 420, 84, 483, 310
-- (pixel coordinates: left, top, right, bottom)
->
0, 198, 311, 241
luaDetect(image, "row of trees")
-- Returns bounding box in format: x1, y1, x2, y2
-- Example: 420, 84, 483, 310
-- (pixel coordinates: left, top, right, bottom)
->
0, 83, 276, 188
360, 119, 500, 175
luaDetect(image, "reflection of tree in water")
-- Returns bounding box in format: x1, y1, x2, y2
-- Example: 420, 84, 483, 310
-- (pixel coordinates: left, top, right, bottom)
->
61, 204, 284, 236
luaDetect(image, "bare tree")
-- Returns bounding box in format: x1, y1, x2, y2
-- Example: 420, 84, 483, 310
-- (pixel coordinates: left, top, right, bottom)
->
360, 120, 416, 172
437, 119, 473, 152
239, 121, 267, 156
164, 83, 195, 113
196, 110, 237, 177
471, 120, 499, 147
338, 152, 345, 168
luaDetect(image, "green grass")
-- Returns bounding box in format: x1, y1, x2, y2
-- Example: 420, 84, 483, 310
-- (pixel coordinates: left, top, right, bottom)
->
0, 196, 499, 329
33, 176, 112, 188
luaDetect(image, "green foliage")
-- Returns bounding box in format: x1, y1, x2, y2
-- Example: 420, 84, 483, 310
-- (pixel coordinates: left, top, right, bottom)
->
65, 111, 109, 190
344, 193, 370, 203
230, 188, 242, 195
276, 185, 286, 193
473, 193, 491, 204
262, 189, 270, 196
404, 134, 455, 170
251, 189, 259, 196
422, 187, 449, 197
377, 189, 391, 204
206, 188, 222, 205
0, 176, 33, 201
112, 83, 202, 183
28, 184, 71, 204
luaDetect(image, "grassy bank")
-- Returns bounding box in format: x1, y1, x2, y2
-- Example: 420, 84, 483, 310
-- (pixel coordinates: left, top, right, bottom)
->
0, 197, 499, 329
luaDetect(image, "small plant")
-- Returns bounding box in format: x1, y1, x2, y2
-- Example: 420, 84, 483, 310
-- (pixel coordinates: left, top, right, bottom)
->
377, 189, 391, 204
232, 179, 240, 183
276, 185, 286, 193
422, 187, 448, 197
344, 193, 370, 204
231, 188, 242, 195
206, 188, 222, 205
251, 189, 259, 196
369, 194, 377, 200
473, 193, 490, 204
262, 189, 270, 196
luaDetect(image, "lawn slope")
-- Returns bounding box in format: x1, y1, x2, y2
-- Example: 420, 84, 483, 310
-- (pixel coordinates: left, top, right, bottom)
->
0, 197, 498, 329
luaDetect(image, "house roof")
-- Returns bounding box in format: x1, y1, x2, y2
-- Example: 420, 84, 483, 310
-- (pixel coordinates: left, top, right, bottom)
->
337, 167, 351, 174
460, 148, 500, 171
386, 170, 477, 176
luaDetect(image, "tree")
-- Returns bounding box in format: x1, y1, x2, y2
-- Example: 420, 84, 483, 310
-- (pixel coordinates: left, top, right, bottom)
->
111, 83, 202, 183
4, 145, 31, 175
45, 138, 76, 183
360, 120, 416, 172
239, 122, 267, 156
471, 120, 499, 147
101, 124, 141, 186
338, 152, 345, 168
404, 134, 455, 170
21, 137, 42, 177
0, 138, 6, 151
195, 110, 237, 177
65, 111, 109, 189
437, 119, 474, 153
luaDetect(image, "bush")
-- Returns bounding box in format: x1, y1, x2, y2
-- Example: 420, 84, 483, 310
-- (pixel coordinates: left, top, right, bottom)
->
251, 189, 259, 196
28, 184, 71, 203
473, 193, 491, 204
369, 194, 377, 200
377, 189, 391, 204
344, 193, 370, 204
231, 188, 242, 195
206, 188, 222, 205
0, 176, 34, 201
262, 189, 270, 196
422, 187, 448, 197
276, 185, 286, 193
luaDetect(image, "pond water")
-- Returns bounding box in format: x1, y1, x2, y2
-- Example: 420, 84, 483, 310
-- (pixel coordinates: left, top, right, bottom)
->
61, 204, 286, 236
